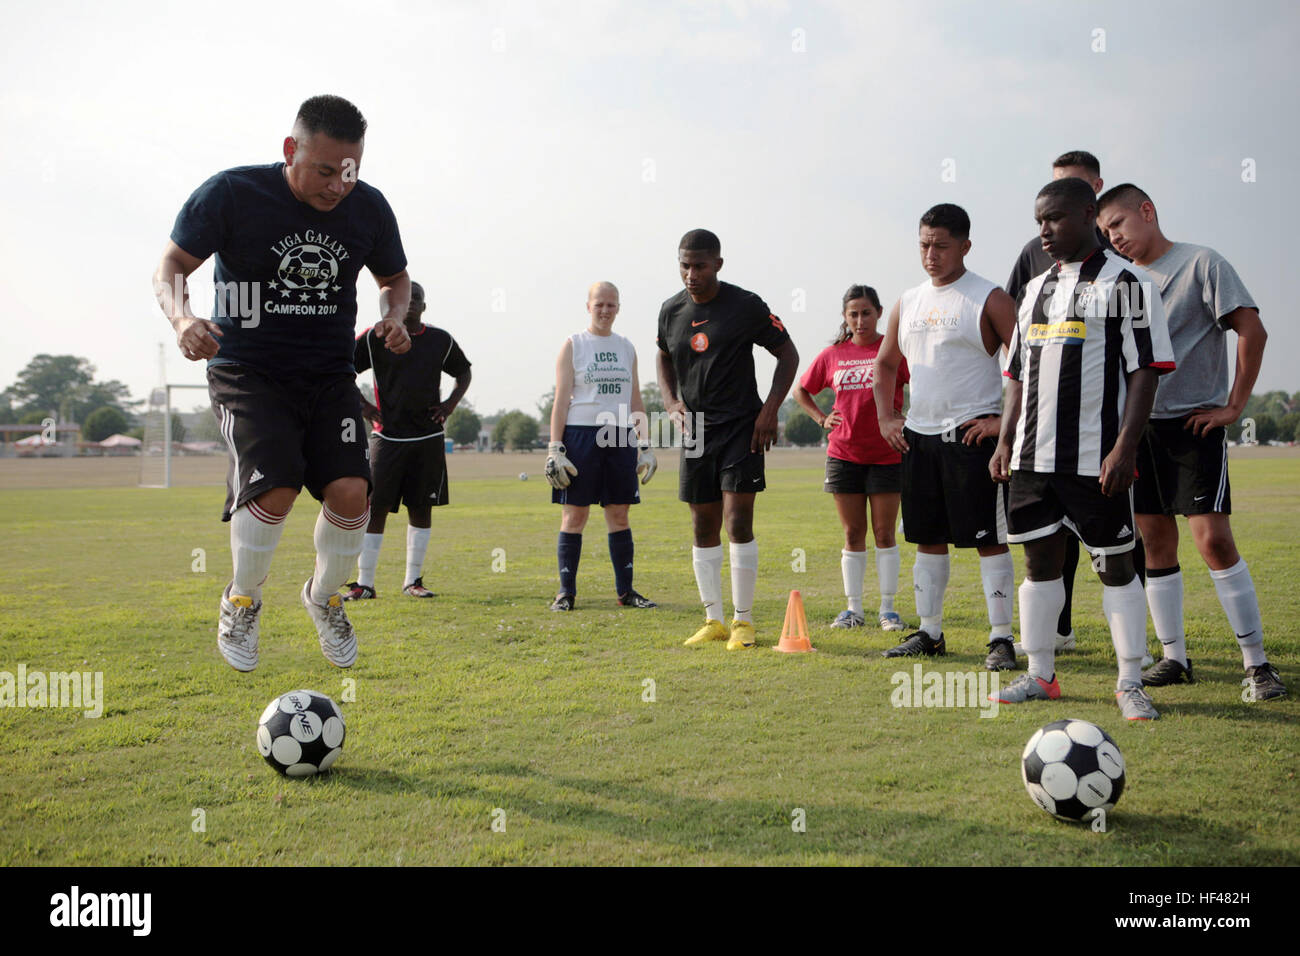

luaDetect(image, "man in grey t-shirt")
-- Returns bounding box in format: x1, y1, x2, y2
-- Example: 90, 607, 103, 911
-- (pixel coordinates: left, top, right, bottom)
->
1097, 183, 1284, 702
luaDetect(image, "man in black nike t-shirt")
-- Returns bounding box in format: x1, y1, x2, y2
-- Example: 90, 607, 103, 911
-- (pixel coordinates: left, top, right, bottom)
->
657, 228, 799, 651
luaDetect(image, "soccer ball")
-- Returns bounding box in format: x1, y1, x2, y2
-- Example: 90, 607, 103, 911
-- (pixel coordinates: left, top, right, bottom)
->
278, 244, 339, 291
256, 689, 345, 777
519, 472, 528, 481
1021, 718, 1125, 822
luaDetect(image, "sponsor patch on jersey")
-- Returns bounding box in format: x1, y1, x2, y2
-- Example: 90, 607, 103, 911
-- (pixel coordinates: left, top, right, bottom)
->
1027, 320, 1087, 344
690, 332, 709, 353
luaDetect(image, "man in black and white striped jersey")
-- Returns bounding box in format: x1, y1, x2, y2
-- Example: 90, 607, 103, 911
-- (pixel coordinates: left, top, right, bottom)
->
990, 178, 1176, 721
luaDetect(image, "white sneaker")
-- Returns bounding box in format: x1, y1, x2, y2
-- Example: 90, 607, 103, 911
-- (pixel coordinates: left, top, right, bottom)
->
1014, 630, 1076, 655
301, 578, 358, 668
218, 583, 261, 672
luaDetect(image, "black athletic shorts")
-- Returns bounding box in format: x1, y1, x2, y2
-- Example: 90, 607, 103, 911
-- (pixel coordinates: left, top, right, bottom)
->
208, 365, 372, 522
1007, 470, 1136, 556
823, 456, 901, 496
679, 415, 765, 504
552, 424, 640, 508
370, 434, 449, 514
900, 426, 1007, 548
1133, 416, 1231, 516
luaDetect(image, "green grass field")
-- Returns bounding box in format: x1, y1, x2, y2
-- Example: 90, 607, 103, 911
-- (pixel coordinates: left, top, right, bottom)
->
1, 455, 1296, 866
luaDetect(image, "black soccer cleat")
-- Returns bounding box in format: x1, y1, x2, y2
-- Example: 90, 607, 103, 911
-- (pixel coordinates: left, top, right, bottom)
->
341, 582, 376, 601
984, 637, 1017, 671
618, 590, 658, 608
882, 630, 946, 658
550, 593, 575, 612
1245, 662, 1286, 702
1141, 656, 1194, 686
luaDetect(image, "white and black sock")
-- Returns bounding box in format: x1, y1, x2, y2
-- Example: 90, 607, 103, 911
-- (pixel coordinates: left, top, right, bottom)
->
730, 540, 758, 624
1104, 578, 1149, 689
876, 545, 900, 616
1210, 559, 1267, 669
357, 533, 383, 589
692, 545, 724, 622
980, 551, 1015, 641
1020, 577, 1064, 681
1145, 565, 1187, 666
405, 526, 431, 587
913, 551, 950, 639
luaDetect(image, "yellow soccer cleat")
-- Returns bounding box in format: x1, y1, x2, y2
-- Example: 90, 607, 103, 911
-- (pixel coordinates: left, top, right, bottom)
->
726, 619, 757, 651
684, 619, 728, 646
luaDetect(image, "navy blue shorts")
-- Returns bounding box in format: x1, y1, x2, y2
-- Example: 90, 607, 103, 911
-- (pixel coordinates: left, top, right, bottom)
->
552, 425, 640, 508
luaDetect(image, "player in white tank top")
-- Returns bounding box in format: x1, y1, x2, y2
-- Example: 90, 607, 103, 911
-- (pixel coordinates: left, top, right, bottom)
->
871, 203, 1021, 672
896, 270, 1004, 434
544, 282, 658, 611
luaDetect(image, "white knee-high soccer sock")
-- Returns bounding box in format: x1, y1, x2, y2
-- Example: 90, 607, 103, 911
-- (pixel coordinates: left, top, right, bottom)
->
406, 526, 431, 587
1020, 577, 1065, 681
980, 551, 1015, 640
692, 545, 724, 622
730, 540, 758, 624
1145, 567, 1187, 666
231, 499, 287, 602
913, 551, 950, 638
1209, 559, 1267, 668
875, 545, 900, 615
842, 549, 867, 615
311, 505, 369, 604
1104, 577, 1149, 689
357, 533, 383, 588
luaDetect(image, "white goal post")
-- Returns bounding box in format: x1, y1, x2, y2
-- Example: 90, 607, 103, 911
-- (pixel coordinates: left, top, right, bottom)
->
139, 383, 210, 488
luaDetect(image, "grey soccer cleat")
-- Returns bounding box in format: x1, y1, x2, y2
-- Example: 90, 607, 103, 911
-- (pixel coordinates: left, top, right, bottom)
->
832, 609, 866, 628
1116, 684, 1160, 721
984, 637, 1017, 671
301, 578, 358, 668
218, 583, 261, 672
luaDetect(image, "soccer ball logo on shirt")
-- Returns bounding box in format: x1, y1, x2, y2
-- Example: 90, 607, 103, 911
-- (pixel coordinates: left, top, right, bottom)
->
278, 243, 340, 291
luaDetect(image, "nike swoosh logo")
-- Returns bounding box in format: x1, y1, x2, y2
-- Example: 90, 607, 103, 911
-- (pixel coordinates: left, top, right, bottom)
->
691, 320, 709, 327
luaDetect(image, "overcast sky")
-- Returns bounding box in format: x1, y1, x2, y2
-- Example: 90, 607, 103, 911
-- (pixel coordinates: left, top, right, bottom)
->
2, 0, 1296, 419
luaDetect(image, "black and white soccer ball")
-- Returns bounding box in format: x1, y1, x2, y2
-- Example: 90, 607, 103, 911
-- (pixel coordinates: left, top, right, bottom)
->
518, 472, 528, 481
256, 690, 345, 777
1021, 718, 1125, 822
278, 244, 339, 290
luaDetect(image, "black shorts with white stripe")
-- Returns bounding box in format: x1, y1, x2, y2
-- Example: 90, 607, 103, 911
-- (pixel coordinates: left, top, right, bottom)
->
1006, 470, 1136, 556
208, 365, 373, 522
1133, 416, 1231, 517
900, 427, 1007, 548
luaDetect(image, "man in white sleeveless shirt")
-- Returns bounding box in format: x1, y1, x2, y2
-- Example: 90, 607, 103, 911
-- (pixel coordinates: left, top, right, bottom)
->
873, 204, 1021, 671
545, 282, 658, 610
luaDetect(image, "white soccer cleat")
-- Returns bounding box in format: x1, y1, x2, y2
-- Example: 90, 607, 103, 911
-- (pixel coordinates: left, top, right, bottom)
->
218, 583, 261, 672
301, 578, 358, 668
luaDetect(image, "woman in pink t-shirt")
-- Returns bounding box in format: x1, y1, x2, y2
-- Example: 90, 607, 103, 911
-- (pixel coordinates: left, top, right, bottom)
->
792, 285, 910, 630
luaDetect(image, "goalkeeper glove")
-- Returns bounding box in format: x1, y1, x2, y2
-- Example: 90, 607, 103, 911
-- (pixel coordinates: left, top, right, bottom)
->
635, 440, 657, 485
545, 441, 578, 489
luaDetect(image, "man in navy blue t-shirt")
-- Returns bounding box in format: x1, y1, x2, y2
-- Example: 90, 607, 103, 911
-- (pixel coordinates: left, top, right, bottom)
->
152, 94, 412, 673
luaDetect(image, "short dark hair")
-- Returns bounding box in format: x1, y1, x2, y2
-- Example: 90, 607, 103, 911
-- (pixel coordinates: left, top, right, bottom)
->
1097, 182, 1156, 216
1053, 150, 1101, 178
410, 281, 425, 302
679, 229, 721, 256
834, 284, 884, 345
1037, 177, 1096, 211
919, 203, 970, 240
295, 95, 367, 142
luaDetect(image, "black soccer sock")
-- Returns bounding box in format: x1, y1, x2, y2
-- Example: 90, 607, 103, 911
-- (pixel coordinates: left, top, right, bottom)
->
1058, 535, 1079, 636
557, 532, 582, 596
609, 529, 634, 597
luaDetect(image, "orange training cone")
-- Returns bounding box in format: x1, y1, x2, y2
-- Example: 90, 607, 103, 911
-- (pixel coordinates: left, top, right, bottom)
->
774, 590, 815, 653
